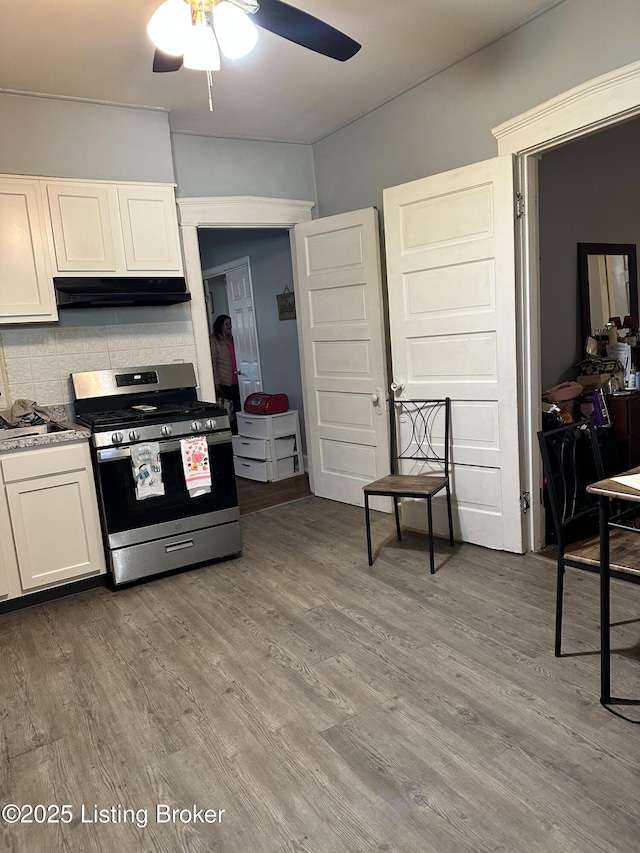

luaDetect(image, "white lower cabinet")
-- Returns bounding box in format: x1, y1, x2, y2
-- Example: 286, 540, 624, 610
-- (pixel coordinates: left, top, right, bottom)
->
0, 442, 106, 600
233, 410, 302, 482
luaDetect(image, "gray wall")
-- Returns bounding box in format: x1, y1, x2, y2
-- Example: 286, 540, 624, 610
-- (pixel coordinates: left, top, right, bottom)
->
538, 118, 640, 388
171, 133, 316, 202
312, 0, 640, 217
0, 92, 174, 183
197, 228, 306, 449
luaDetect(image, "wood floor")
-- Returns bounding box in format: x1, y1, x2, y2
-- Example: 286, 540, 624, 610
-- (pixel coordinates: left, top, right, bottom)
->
2, 497, 640, 852
236, 473, 312, 515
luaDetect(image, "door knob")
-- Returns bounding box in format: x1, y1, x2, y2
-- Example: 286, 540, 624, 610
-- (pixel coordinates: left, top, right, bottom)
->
371, 387, 384, 414
390, 380, 406, 395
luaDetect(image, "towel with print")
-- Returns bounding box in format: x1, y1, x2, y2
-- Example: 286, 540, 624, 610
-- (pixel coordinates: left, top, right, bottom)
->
130, 442, 165, 500
180, 436, 211, 497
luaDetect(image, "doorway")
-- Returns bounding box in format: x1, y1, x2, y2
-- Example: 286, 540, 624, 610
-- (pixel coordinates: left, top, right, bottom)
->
493, 58, 640, 553
195, 223, 312, 514
197, 229, 306, 442
203, 256, 263, 405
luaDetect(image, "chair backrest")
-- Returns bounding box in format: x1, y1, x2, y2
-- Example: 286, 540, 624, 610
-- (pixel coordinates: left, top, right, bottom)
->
390, 398, 451, 477
537, 419, 605, 549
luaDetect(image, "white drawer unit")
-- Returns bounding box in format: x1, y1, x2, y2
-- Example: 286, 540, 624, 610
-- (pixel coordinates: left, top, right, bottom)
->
233, 410, 302, 482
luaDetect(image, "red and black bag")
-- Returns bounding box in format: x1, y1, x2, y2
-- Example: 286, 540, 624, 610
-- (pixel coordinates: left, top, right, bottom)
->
243, 393, 289, 415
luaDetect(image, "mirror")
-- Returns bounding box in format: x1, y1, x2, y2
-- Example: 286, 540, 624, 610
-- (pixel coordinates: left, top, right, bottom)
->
578, 242, 638, 340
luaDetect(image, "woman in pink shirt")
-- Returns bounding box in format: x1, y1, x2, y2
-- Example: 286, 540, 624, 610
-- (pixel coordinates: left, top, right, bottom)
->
210, 314, 241, 433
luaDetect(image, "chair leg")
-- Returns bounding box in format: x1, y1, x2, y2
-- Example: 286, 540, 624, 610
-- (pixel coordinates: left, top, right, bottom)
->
364, 492, 373, 566
393, 496, 402, 541
427, 497, 435, 574
445, 482, 454, 546
555, 560, 565, 657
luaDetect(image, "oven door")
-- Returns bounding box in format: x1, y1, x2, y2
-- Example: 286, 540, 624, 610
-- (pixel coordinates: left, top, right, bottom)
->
95, 431, 238, 548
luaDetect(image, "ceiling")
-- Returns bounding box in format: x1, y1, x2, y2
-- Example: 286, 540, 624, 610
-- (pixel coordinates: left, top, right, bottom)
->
0, 0, 566, 144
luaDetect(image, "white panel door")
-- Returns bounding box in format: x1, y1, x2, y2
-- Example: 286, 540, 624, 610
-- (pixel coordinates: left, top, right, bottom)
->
384, 155, 523, 552
226, 262, 262, 403
294, 207, 389, 506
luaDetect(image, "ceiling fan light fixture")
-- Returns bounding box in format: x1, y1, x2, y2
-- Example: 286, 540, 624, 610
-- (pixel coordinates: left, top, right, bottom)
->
183, 15, 221, 71
213, 1, 259, 60
147, 0, 192, 56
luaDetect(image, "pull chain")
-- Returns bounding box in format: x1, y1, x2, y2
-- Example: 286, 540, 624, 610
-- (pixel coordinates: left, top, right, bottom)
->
207, 69, 214, 111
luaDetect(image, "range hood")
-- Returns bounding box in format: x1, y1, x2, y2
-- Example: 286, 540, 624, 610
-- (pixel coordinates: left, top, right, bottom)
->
54, 277, 191, 309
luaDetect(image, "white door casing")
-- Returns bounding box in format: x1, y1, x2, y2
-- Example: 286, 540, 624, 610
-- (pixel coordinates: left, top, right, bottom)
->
225, 261, 262, 403
293, 207, 390, 507
384, 155, 523, 552
493, 58, 640, 553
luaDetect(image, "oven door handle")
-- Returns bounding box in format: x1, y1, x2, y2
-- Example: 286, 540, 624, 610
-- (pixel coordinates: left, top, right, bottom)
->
96, 431, 232, 463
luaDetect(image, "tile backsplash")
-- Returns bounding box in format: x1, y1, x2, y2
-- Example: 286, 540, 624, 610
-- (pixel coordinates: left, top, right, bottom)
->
0, 321, 197, 411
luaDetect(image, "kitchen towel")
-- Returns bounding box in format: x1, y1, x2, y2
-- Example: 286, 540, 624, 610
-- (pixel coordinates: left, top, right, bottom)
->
0, 399, 52, 427
130, 442, 165, 500
180, 436, 211, 498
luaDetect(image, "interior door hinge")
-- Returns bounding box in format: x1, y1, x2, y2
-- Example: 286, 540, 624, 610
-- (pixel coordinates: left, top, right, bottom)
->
520, 491, 531, 514
516, 192, 525, 219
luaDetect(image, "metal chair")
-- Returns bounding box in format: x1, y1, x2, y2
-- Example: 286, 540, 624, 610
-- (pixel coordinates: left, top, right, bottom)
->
363, 397, 454, 572
537, 419, 640, 657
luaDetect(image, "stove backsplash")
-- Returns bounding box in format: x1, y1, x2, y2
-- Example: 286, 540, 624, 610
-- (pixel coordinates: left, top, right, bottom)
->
0, 321, 198, 413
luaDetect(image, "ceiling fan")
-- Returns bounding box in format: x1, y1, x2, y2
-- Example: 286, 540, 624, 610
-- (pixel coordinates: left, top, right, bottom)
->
149, 0, 361, 74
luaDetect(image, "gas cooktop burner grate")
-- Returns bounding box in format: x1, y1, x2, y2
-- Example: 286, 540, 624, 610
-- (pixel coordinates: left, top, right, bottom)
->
78, 401, 226, 430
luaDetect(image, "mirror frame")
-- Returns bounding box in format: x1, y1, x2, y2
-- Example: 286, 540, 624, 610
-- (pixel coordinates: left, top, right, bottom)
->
578, 242, 638, 342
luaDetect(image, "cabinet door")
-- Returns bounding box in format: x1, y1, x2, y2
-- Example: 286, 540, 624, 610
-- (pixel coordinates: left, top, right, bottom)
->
118, 186, 183, 272
0, 179, 57, 322
46, 182, 118, 272
0, 498, 11, 599
6, 464, 106, 591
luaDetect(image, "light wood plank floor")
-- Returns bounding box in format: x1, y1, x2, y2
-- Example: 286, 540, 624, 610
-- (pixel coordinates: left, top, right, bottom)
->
1, 497, 640, 852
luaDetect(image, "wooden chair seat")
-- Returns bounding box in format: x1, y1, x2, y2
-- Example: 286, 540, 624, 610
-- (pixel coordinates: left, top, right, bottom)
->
565, 528, 640, 577
363, 473, 448, 498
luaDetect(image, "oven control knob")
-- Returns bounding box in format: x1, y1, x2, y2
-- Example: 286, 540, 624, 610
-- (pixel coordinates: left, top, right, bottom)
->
112, 431, 124, 444
205, 419, 216, 430
191, 421, 202, 432
161, 425, 172, 436
129, 429, 139, 441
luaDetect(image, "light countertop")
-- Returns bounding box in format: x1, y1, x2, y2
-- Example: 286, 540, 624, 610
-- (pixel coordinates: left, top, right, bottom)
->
0, 420, 90, 453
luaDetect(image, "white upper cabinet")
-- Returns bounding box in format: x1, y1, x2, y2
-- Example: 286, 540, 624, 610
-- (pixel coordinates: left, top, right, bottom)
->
118, 186, 182, 272
47, 182, 118, 272
0, 178, 57, 323
46, 180, 183, 277
0, 175, 184, 325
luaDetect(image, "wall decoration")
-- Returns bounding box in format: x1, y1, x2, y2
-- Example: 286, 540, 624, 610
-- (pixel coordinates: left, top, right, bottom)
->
277, 285, 296, 321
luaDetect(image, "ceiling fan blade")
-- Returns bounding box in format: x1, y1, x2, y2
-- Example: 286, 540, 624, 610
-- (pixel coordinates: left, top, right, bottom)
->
153, 49, 184, 73
251, 0, 361, 62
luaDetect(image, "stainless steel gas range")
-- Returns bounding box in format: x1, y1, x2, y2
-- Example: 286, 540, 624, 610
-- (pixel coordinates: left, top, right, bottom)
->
71, 363, 241, 587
